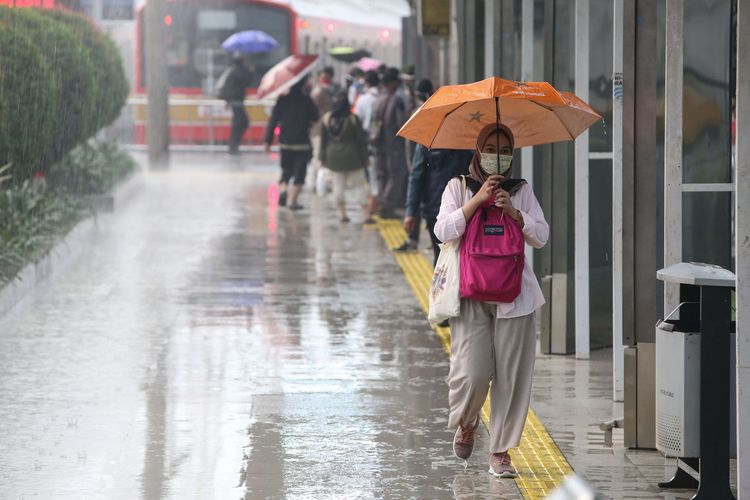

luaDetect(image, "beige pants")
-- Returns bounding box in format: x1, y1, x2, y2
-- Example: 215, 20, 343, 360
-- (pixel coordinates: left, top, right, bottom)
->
448, 299, 536, 453
331, 169, 369, 205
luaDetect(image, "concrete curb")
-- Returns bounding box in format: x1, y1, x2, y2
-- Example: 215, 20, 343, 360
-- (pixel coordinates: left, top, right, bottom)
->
0, 171, 144, 319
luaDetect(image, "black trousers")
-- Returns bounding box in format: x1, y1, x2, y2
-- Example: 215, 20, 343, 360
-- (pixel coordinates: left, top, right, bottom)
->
229, 104, 249, 153
425, 217, 441, 266
280, 149, 310, 186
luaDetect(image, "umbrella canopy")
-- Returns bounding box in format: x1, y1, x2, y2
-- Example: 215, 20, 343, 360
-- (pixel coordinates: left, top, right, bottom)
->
355, 57, 383, 72
397, 77, 602, 149
222, 30, 278, 54
256, 54, 319, 99
329, 46, 371, 63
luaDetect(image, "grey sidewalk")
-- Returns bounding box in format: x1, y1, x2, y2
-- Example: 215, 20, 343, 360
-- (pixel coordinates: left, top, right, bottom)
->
531, 348, 737, 499
0, 154, 520, 499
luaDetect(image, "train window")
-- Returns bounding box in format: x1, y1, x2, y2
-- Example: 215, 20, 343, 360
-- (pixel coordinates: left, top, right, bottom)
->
198, 10, 237, 30
140, 1, 292, 90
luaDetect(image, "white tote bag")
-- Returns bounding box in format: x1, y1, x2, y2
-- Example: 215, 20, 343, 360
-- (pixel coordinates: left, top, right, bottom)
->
427, 177, 466, 324
427, 239, 461, 324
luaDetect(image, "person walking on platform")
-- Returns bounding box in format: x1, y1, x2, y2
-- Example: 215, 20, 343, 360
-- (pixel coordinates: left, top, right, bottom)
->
433, 123, 548, 478
319, 92, 371, 223
397, 78, 436, 252
310, 67, 341, 193
354, 70, 381, 221
371, 67, 411, 219
403, 145, 473, 264
264, 77, 319, 210
218, 53, 254, 155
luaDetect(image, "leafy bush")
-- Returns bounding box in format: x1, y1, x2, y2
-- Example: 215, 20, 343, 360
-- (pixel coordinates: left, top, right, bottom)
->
0, 179, 86, 284
0, 9, 59, 180
49, 140, 137, 195
38, 8, 129, 131
0, 7, 128, 181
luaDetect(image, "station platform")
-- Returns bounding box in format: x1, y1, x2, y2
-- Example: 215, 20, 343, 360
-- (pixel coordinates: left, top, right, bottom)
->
0, 153, 732, 499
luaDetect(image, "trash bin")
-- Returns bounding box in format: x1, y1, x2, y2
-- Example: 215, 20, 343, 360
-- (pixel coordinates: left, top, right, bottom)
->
655, 304, 736, 457
655, 262, 736, 499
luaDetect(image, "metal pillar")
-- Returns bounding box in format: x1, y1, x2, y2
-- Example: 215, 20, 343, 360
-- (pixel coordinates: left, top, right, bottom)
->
539, 0, 556, 355
612, 0, 625, 401
484, 0, 498, 78
574, 0, 590, 359
622, 0, 658, 449
664, 0, 683, 317
448, 0, 461, 84
736, 0, 750, 496
145, 0, 170, 168
463, 0, 476, 82
521, 0, 534, 270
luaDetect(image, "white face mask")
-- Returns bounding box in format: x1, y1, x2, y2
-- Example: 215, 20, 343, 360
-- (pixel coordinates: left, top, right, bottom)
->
480, 153, 513, 176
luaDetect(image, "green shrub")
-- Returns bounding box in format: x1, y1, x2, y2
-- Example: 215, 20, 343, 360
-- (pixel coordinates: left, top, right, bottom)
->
0, 180, 86, 284
48, 140, 137, 195
0, 8, 59, 180
0, 7, 129, 181
38, 8, 129, 130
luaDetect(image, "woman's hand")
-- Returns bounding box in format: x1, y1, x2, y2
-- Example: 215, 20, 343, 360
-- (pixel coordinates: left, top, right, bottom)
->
461, 175, 503, 222
495, 189, 524, 227
494, 189, 512, 210
475, 175, 503, 204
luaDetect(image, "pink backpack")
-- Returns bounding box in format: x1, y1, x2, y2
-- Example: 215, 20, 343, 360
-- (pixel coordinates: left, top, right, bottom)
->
459, 178, 526, 303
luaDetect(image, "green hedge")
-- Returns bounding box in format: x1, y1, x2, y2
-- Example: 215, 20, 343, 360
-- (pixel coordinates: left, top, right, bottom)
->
0, 7, 128, 181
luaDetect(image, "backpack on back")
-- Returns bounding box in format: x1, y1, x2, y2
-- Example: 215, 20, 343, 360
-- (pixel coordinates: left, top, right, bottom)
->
459, 176, 527, 303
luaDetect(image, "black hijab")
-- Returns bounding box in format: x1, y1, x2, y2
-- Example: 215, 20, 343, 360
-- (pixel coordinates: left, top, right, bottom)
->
328, 91, 351, 136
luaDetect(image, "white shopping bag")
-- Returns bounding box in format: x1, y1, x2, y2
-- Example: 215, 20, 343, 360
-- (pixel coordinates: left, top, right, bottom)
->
316, 167, 332, 195
428, 239, 461, 324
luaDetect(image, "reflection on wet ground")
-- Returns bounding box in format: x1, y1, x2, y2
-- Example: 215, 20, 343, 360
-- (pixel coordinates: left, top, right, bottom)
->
0, 154, 521, 499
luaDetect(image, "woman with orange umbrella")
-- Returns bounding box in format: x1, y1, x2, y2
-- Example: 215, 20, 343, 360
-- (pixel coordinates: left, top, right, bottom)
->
433, 123, 548, 478
406, 77, 600, 477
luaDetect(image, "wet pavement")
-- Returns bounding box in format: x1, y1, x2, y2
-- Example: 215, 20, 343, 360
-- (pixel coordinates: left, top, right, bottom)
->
1, 152, 735, 500
0, 153, 521, 499
531, 348, 737, 499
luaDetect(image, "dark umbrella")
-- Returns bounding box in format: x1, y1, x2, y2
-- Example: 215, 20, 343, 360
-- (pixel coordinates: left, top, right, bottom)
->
222, 30, 278, 54
328, 46, 371, 63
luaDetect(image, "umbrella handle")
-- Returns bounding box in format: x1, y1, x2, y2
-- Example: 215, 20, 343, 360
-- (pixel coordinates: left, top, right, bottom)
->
495, 97, 500, 168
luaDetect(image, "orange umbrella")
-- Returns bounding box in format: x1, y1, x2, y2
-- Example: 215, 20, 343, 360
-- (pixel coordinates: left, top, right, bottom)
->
396, 77, 602, 149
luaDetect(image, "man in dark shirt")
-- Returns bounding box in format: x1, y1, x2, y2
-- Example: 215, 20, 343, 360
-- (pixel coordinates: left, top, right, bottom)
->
403, 145, 474, 264
219, 53, 254, 155
371, 67, 411, 218
264, 76, 320, 209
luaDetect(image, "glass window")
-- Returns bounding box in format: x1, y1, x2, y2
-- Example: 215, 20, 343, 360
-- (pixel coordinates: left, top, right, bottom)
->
141, 1, 292, 90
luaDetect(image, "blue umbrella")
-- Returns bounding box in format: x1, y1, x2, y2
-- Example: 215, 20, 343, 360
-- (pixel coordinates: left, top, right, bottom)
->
221, 30, 279, 54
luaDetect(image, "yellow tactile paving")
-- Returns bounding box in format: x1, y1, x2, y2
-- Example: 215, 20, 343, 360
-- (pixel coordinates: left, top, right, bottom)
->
375, 218, 574, 499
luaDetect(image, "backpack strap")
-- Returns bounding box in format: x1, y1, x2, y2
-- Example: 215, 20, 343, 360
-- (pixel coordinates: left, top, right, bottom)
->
457, 176, 527, 196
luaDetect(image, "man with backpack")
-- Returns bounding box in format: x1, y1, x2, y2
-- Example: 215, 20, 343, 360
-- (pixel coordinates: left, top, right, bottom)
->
217, 53, 254, 156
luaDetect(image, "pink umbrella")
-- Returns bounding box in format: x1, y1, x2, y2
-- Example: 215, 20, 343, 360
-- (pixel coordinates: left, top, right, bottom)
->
355, 57, 383, 72
256, 54, 319, 99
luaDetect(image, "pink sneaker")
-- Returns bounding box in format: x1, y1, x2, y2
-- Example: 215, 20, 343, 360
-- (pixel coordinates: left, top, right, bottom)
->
453, 417, 480, 460
489, 452, 517, 478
